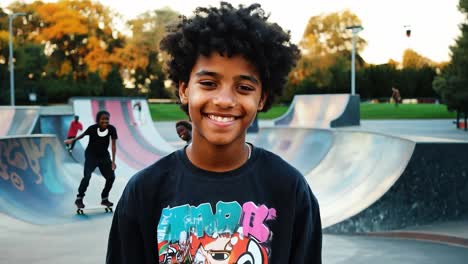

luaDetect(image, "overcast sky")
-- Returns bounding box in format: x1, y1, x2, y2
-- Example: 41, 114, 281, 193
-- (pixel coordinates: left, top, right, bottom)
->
1, 0, 465, 64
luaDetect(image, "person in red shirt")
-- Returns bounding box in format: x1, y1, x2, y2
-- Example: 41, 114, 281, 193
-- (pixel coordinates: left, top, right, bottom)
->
66, 115, 83, 153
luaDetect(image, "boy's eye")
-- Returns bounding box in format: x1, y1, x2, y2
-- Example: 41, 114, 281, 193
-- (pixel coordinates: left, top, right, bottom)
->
238, 85, 255, 92
200, 81, 216, 87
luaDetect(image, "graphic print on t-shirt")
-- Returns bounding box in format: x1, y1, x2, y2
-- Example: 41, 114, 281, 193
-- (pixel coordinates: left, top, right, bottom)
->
157, 201, 276, 264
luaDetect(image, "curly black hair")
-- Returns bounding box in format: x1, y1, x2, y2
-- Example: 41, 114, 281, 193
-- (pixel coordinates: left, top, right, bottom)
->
175, 120, 192, 131
95, 110, 110, 123
160, 2, 300, 114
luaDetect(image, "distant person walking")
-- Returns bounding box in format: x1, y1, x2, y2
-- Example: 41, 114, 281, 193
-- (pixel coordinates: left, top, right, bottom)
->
175, 120, 192, 144
64, 110, 118, 209
66, 115, 83, 153
391, 87, 401, 107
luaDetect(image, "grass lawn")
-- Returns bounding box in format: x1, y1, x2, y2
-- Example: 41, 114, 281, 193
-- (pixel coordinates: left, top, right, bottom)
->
149, 103, 455, 121
149, 104, 290, 121
149, 104, 187, 121
360, 103, 456, 119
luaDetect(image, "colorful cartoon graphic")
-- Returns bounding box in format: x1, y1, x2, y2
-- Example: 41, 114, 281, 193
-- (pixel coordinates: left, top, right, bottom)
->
157, 201, 276, 263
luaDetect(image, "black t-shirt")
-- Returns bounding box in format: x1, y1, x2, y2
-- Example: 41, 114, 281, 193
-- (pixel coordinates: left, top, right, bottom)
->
106, 145, 322, 264
83, 124, 118, 158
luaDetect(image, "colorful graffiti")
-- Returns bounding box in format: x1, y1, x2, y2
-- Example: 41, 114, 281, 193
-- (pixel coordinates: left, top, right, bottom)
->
0, 137, 59, 192
157, 201, 276, 264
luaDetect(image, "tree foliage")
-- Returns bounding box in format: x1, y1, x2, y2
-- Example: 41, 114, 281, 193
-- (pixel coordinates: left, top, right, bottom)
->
0, 1, 179, 103
282, 10, 366, 101
123, 8, 179, 97
402, 49, 433, 69
300, 10, 366, 56
433, 0, 468, 114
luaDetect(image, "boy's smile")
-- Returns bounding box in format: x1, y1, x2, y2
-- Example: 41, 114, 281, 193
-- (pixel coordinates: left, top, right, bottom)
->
179, 53, 265, 148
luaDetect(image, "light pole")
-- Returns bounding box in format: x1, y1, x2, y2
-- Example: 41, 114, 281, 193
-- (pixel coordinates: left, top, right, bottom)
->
8, 12, 26, 106
346, 25, 363, 96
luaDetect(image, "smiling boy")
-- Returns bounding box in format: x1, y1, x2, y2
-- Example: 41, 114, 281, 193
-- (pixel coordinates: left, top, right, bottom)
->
106, 2, 322, 263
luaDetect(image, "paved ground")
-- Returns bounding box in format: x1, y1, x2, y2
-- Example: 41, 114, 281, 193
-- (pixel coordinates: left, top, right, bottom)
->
1, 213, 467, 264
338, 119, 468, 142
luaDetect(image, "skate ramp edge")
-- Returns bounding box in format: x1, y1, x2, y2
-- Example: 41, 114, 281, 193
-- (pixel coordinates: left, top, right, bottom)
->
325, 142, 468, 233
255, 127, 416, 229
273, 94, 357, 128
255, 127, 334, 173
305, 130, 416, 228
0, 106, 41, 136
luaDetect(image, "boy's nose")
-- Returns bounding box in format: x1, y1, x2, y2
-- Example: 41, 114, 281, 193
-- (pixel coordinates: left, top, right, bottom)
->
213, 88, 236, 108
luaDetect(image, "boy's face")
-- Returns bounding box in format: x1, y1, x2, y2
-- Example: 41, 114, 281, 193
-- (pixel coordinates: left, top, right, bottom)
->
98, 114, 109, 129
179, 53, 265, 146
177, 125, 191, 141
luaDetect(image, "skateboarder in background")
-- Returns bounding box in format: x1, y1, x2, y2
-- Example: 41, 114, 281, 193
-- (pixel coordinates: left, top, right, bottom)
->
107, 3, 322, 263
391, 87, 401, 107
133, 101, 142, 125
175, 120, 192, 144
64, 110, 118, 209
66, 115, 83, 153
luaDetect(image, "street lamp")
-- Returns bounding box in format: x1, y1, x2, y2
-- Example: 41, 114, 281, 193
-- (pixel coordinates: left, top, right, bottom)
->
346, 25, 363, 96
9, 12, 26, 106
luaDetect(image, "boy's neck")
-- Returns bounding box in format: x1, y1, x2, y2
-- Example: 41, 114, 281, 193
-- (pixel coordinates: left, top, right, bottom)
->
186, 138, 250, 173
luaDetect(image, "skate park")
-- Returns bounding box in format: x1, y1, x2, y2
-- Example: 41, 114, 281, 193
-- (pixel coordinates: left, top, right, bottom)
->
1, 96, 467, 263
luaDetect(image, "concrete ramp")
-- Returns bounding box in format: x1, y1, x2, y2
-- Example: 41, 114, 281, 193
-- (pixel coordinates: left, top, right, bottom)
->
0, 106, 40, 136
273, 94, 360, 128
0, 135, 80, 224
37, 115, 86, 164
71, 98, 174, 177
0, 135, 128, 224
255, 127, 416, 228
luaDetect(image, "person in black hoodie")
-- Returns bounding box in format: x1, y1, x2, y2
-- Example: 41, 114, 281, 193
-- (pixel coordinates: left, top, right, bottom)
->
65, 110, 118, 209
106, 2, 322, 263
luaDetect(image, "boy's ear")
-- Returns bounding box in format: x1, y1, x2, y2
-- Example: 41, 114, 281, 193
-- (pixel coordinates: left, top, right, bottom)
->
257, 92, 267, 111
179, 81, 188, 104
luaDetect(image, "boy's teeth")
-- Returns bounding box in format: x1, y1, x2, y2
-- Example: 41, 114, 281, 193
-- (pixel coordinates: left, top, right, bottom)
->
208, 115, 235, 122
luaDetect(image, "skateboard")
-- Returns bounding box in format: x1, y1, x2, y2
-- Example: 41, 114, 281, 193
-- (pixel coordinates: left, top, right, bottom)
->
76, 205, 113, 215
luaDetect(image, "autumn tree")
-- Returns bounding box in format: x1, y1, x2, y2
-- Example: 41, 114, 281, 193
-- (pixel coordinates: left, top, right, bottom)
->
118, 7, 179, 97
300, 10, 366, 56
402, 49, 433, 69
1, 0, 129, 102
285, 10, 366, 98
32, 0, 124, 79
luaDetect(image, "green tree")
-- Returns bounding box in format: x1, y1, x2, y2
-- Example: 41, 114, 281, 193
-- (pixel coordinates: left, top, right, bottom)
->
103, 66, 124, 96
433, 0, 468, 124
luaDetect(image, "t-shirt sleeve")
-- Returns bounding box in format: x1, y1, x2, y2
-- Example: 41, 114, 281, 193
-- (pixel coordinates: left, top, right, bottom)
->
83, 125, 92, 136
106, 182, 144, 263
78, 123, 83, 131
289, 178, 322, 263
111, 126, 118, 140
